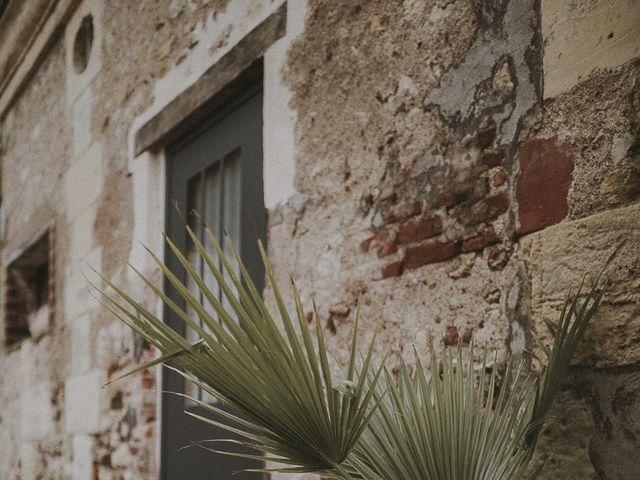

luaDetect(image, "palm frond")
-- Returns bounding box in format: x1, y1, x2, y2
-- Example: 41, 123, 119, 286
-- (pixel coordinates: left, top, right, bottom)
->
95, 226, 384, 477
525, 276, 606, 447
96, 223, 606, 480
343, 279, 606, 480
346, 345, 534, 480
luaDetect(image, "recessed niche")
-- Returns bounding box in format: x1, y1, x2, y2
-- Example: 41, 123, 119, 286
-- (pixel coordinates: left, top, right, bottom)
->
73, 15, 94, 74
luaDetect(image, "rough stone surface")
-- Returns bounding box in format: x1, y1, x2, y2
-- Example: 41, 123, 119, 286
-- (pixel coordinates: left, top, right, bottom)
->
0, 1, 638, 479
519, 202, 640, 368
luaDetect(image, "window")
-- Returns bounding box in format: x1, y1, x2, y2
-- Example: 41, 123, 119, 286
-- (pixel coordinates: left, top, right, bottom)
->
4, 228, 54, 347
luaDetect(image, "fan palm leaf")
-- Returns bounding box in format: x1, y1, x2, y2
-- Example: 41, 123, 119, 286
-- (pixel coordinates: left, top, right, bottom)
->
95, 225, 385, 476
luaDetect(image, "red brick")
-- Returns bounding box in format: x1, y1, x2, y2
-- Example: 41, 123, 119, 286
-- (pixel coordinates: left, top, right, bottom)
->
362, 231, 399, 258
461, 230, 500, 253
485, 192, 510, 215
404, 241, 458, 270
516, 137, 573, 235
492, 169, 507, 187
397, 216, 442, 244
443, 326, 459, 346
381, 260, 404, 278
479, 151, 505, 168
377, 239, 398, 258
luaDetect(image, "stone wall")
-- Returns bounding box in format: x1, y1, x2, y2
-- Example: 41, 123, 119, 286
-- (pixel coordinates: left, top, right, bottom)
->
0, 0, 638, 479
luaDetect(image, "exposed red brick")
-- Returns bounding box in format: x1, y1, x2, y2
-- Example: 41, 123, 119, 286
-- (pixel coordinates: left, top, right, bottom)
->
516, 136, 573, 235
443, 326, 459, 346
461, 231, 500, 253
141, 374, 155, 389
479, 151, 505, 168
404, 241, 458, 270
485, 192, 510, 215
397, 216, 442, 244
492, 169, 507, 187
381, 260, 404, 279
377, 239, 398, 258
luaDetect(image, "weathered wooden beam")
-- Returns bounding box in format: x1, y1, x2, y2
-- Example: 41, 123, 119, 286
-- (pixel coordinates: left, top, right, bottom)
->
134, 3, 287, 156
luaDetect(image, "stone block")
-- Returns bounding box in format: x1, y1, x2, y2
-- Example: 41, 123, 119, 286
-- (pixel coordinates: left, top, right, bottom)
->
64, 142, 103, 222
542, 0, 640, 98
71, 87, 93, 158
68, 207, 97, 264
519, 202, 640, 367
69, 314, 95, 375
65, 370, 106, 434
20, 441, 41, 480
20, 383, 54, 441
71, 434, 94, 480
533, 386, 598, 479
63, 247, 102, 323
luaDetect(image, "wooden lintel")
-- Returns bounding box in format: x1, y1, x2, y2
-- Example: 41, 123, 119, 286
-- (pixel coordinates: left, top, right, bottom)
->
134, 3, 287, 156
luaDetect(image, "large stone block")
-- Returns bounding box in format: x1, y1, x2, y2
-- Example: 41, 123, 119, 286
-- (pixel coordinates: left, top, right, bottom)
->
542, 0, 640, 98
69, 314, 95, 375
64, 370, 106, 434
20, 383, 54, 441
20, 441, 41, 480
63, 247, 102, 323
535, 366, 640, 479
519, 202, 640, 367
533, 386, 598, 479
71, 87, 93, 158
71, 434, 94, 480
64, 142, 103, 222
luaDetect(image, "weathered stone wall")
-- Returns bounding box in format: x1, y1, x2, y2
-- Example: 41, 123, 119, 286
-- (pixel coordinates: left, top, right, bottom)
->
0, 0, 638, 479
272, 0, 640, 478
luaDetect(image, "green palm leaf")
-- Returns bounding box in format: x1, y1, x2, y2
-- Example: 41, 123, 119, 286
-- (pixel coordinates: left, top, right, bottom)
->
343, 279, 606, 480
95, 226, 384, 477
96, 224, 606, 479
